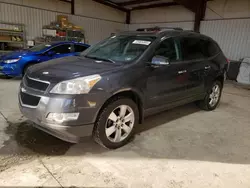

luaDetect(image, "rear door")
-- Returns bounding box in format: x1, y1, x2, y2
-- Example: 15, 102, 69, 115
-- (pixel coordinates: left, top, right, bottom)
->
178, 36, 208, 97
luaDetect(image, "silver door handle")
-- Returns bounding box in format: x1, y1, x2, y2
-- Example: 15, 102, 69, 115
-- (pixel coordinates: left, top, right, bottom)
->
205, 66, 211, 70
178, 70, 187, 74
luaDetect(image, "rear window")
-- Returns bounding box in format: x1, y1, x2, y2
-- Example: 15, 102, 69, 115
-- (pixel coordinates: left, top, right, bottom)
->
74, 44, 88, 52
180, 36, 220, 61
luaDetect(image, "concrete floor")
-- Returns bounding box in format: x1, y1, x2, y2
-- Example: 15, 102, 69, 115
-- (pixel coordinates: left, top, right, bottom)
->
0, 78, 250, 188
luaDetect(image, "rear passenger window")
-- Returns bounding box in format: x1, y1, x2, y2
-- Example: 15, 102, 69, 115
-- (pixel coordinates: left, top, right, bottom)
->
74, 45, 88, 52
205, 40, 220, 57
180, 37, 221, 61
52, 44, 71, 54
154, 38, 177, 61
180, 37, 206, 60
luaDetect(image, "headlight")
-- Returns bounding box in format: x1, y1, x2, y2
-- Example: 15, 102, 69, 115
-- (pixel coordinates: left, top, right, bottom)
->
4, 58, 20, 64
50, 74, 101, 94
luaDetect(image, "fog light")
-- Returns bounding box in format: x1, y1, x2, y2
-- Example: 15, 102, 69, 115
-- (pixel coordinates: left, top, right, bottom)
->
47, 113, 79, 123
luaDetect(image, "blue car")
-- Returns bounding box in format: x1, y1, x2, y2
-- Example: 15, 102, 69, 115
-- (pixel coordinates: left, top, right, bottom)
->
0, 41, 90, 77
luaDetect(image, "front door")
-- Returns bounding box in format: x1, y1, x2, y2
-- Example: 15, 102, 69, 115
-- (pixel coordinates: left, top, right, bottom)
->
145, 37, 190, 109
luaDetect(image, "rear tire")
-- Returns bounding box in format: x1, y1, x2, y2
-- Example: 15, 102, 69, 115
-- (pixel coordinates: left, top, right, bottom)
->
93, 97, 139, 149
198, 81, 222, 111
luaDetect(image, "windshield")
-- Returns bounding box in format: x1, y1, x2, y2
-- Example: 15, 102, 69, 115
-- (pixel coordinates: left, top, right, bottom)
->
81, 35, 156, 63
29, 43, 52, 52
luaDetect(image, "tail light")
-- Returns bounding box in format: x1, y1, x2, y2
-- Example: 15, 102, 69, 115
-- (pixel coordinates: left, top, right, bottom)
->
226, 58, 230, 63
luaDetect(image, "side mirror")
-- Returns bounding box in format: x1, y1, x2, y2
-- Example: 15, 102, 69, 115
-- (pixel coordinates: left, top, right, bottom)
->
47, 50, 56, 56
151, 56, 170, 67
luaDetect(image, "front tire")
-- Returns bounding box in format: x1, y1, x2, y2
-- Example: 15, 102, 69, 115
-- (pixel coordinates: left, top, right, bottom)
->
93, 97, 139, 149
198, 81, 222, 111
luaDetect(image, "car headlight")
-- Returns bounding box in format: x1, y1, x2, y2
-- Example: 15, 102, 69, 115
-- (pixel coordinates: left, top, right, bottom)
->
50, 74, 101, 94
4, 58, 20, 64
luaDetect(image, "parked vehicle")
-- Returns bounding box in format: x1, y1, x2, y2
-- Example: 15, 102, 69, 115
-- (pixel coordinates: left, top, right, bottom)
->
0, 41, 89, 77
18, 28, 228, 149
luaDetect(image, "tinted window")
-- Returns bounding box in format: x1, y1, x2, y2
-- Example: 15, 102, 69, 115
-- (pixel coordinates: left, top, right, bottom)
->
82, 35, 156, 63
154, 38, 177, 61
51, 44, 71, 54
29, 43, 52, 52
180, 37, 208, 60
205, 40, 220, 57
74, 45, 88, 52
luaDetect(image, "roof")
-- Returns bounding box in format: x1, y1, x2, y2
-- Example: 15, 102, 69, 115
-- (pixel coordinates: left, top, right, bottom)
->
118, 29, 198, 38
48, 41, 89, 46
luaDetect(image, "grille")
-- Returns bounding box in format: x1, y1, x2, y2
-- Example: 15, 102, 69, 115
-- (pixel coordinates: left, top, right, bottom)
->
20, 92, 41, 107
25, 76, 49, 91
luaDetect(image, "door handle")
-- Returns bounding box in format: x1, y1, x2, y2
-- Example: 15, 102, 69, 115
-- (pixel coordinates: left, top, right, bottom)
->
205, 66, 211, 70
178, 70, 187, 74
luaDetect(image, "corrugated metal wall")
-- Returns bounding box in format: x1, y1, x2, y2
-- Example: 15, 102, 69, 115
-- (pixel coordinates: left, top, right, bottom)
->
130, 19, 250, 60
0, 3, 127, 44
200, 19, 250, 60
129, 22, 194, 31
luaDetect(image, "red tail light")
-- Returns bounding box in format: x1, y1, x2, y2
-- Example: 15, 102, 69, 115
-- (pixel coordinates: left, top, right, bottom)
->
226, 58, 230, 63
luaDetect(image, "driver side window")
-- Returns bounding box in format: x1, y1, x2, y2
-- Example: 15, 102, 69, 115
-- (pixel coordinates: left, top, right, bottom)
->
154, 38, 178, 62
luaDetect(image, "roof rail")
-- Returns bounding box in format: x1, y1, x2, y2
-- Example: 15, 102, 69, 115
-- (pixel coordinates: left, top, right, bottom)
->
136, 26, 183, 32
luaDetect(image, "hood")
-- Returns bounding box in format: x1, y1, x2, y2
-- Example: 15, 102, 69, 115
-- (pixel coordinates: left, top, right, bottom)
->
28, 56, 122, 83
0, 50, 36, 60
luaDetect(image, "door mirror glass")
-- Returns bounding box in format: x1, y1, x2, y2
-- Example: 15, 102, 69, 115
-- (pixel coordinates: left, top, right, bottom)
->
151, 56, 170, 66
47, 50, 56, 56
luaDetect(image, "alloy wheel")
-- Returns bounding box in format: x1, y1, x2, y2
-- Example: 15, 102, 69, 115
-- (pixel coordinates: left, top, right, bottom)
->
209, 84, 221, 107
105, 105, 135, 143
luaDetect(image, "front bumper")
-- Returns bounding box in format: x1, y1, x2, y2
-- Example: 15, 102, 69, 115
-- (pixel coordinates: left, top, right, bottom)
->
18, 82, 108, 143
0, 62, 21, 76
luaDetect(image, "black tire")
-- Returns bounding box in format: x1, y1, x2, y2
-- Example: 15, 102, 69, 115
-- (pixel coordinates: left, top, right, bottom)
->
93, 97, 139, 149
198, 81, 222, 111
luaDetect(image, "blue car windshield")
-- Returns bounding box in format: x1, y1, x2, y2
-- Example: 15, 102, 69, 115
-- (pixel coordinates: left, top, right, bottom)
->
81, 35, 156, 63
29, 43, 52, 52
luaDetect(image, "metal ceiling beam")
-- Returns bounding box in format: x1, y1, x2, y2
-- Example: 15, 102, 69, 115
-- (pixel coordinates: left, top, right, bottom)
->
92, 0, 128, 12
194, 0, 207, 32
71, 0, 75, 15
126, 11, 131, 24
117, 0, 159, 6
132, 2, 179, 10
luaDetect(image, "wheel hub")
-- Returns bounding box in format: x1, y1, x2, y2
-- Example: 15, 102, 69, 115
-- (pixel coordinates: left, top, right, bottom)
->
105, 105, 135, 143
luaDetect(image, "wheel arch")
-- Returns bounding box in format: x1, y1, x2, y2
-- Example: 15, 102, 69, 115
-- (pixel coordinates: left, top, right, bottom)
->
22, 61, 38, 75
96, 89, 144, 124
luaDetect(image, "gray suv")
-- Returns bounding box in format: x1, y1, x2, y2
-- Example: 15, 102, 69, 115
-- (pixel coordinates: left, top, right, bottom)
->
19, 28, 228, 149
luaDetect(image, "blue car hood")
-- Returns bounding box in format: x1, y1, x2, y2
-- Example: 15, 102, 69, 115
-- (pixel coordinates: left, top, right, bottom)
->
0, 50, 37, 60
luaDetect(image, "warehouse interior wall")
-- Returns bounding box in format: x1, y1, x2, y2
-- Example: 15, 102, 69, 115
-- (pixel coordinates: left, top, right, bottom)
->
0, 0, 127, 44
0, 0, 249, 60
129, 0, 250, 60
0, 0, 71, 13
75, 0, 126, 23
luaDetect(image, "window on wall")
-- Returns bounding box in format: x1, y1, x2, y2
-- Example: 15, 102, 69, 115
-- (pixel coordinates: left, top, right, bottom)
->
52, 44, 71, 54
154, 38, 177, 61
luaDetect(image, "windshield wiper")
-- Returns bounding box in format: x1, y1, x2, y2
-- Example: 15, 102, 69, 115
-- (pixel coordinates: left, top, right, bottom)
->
85, 56, 115, 64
